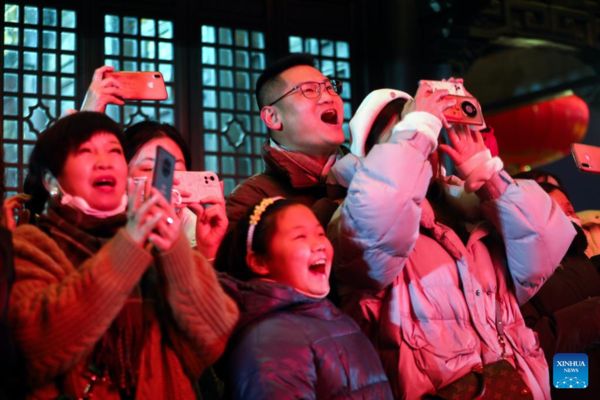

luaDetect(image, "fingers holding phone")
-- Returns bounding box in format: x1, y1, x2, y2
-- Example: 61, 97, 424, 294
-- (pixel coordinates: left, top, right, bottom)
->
103, 71, 167, 101
147, 187, 182, 251
419, 79, 485, 128
81, 65, 126, 112
125, 190, 163, 246
188, 194, 228, 260
414, 82, 455, 129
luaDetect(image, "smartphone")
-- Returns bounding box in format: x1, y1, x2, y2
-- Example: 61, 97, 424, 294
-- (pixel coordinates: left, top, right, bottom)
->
173, 171, 223, 204
151, 146, 176, 203
420, 80, 466, 96
443, 95, 485, 126
104, 71, 168, 100
571, 143, 600, 175
421, 80, 484, 126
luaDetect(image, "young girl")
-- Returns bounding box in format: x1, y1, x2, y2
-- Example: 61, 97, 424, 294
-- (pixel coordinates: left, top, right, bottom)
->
216, 197, 393, 399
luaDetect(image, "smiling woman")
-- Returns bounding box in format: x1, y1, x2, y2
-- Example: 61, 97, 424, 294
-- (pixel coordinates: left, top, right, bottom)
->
9, 112, 239, 399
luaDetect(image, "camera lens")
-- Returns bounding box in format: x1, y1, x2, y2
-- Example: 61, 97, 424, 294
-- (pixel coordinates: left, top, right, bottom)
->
162, 159, 172, 177
461, 101, 478, 118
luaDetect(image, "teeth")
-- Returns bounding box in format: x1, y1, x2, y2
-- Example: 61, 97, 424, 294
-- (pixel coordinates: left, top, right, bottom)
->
95, 178, 115, 186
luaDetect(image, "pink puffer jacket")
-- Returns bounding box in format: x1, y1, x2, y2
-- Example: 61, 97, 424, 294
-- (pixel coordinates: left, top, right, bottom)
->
328, 113, 575, 400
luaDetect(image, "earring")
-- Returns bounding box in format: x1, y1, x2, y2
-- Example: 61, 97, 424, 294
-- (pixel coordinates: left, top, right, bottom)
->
48, 185, 59, 197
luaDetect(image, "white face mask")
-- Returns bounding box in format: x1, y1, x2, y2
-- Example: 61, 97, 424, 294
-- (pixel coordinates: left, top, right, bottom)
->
56, 181, 127, 218
569, 215, 583, 228
441, 180, 482, 221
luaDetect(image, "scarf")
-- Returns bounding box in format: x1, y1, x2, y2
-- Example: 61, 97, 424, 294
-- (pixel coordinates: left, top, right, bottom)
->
262, 140, 338, 189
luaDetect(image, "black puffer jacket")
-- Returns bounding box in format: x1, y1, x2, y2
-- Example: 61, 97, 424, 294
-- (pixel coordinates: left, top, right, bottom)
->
520, 224, 600, 400
220, 275, 392, 400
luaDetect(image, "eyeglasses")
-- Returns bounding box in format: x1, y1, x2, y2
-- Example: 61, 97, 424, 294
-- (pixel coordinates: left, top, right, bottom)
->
268, 79, 343, 106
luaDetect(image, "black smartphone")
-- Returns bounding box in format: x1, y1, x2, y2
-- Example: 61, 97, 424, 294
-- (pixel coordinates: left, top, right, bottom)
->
151, 146, 176, 203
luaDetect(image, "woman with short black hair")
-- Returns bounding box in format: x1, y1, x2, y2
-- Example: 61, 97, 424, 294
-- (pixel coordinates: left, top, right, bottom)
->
9, 112, 238, 400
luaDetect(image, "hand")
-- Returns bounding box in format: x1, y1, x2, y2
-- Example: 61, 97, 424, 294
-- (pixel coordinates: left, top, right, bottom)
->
173, 176, 192, 205
125, 185, 181, 251
81, 65, 125, 113
1, 193, 31, 230
125, 182, 163, 246
414, 82, 456, 129
188, 193, 228, 260
147, 187, 182, 251
439, 124, 488, 168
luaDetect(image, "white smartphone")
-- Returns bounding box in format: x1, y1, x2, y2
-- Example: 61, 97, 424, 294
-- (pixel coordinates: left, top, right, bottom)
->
173, 171, 223, 204
420, 80, 466, 96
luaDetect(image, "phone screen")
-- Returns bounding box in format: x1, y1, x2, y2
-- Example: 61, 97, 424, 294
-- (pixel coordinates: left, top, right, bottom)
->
151, 146, 176, 203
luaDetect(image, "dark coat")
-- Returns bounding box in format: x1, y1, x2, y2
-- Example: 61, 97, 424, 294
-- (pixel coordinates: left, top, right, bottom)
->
520, 225, 600, 399
225, 141, 345, 232
1, 226, 24, 400
220, 275, 393, 400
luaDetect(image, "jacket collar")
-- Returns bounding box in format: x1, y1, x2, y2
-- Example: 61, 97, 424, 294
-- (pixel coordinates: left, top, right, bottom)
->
262, 139, 339, 189
219, 273, 341, 333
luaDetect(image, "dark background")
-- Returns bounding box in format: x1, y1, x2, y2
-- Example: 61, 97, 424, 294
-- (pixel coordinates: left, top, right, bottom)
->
3, 0, 600, 209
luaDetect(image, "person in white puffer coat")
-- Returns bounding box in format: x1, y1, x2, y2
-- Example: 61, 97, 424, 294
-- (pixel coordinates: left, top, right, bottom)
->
327, 83, 575, 400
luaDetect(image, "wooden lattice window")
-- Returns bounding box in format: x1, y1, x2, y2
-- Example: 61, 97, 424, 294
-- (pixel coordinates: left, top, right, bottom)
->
103, 14, 176, 127
289, 36, 352, 141
3, 3, 77, 197
200, 25, 266, 195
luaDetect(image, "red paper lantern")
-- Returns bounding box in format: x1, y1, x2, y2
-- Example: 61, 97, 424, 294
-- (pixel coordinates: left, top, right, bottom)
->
484, 94, 589, 171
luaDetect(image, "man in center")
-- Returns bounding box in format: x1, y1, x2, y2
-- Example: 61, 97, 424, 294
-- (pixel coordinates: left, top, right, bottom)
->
226, 53, 346, 230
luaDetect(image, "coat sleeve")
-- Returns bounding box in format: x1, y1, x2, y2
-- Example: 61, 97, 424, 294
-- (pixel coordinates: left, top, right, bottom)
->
523, 297, 600, 358
479, 175, 576, 304
227, 316, 316, 400
155, 233, 239, 379
333, 112, 441, 291
9, 227, 153, 384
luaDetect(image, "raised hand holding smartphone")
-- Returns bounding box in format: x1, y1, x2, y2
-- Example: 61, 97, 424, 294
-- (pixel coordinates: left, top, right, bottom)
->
151, 146, 176, 203
103, 71, 167, 100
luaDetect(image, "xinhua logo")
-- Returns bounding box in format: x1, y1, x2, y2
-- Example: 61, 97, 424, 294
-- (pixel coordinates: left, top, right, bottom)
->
553, 353, 588, 389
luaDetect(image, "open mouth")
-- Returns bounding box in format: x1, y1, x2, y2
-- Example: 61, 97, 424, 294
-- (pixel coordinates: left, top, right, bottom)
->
309, 259, 328, 275
320, 109, 339, 125
93, 176, 116, 188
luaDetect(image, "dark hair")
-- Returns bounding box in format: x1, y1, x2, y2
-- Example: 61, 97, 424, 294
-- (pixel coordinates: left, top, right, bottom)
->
364, 98, 407, 155
255, 53, 316, 109
24, 112, 125, 215
537, 182, 571, 201
214, 198, 302, 280
512, 169, 563, 187
124, 121, 191, 170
